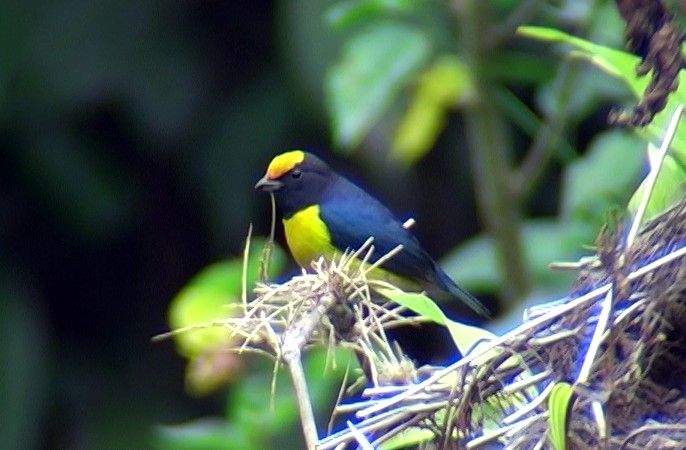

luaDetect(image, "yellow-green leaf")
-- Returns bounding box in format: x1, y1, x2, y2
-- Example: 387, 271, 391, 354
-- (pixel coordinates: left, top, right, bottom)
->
391, 56, 475, 165
548, 382, 575, 450
375, 287, 496, 358
379, 427, 434, 449
519, 24, 686, 154
168, 239, 285, 358
519, 25, 686, 223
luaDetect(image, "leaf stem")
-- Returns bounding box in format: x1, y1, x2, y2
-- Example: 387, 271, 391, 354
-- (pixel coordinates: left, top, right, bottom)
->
457, 0, 530, 303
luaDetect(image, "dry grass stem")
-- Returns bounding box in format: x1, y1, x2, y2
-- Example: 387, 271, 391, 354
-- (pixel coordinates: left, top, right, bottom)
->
321, 194, 686, 449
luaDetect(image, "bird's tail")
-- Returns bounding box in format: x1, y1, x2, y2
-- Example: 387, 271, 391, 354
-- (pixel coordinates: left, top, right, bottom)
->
433, 267, 491, 319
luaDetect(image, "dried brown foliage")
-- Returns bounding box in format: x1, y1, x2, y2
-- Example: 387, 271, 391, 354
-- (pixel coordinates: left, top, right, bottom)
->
611, 0, 684, 127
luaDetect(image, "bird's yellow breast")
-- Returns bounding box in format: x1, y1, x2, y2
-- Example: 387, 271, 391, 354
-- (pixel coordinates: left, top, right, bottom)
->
282, 205, 420, 291
283, 205, 337, 267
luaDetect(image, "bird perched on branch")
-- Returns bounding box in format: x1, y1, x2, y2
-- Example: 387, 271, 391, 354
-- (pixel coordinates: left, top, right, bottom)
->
255, 150, 489, 318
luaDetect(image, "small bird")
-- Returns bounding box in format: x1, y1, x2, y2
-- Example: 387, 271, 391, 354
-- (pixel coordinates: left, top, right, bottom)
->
255, 150, 489, 318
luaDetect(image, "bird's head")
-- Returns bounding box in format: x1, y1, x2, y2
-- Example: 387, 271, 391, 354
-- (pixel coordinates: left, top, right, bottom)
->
255, 150, 334, 218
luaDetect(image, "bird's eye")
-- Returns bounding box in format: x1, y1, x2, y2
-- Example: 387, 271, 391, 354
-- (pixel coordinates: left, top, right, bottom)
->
291, 169, 302, 179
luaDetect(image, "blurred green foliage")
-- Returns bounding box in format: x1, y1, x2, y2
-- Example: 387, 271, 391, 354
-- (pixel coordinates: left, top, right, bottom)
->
326, 20, 432, 148
167, 238, 286, 395
522, 25, 686, 223
155, 348, 353, 450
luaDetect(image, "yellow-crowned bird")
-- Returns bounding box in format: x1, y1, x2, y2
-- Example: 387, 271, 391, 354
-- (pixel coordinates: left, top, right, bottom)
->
255, 150, 489, 318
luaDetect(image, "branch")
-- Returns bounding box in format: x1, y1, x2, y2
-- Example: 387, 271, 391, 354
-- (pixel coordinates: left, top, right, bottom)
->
457, 0, 530, 303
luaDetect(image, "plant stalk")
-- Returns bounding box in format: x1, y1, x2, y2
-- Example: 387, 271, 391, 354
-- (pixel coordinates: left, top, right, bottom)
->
457, 0, 530, 304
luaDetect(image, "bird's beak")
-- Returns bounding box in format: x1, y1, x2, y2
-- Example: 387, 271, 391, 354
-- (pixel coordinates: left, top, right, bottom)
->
254, 175, 283, 192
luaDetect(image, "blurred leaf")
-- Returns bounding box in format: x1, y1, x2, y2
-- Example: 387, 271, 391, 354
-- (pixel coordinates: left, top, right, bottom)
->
443, 220, 581, 294
168, 239, 286, 394
391, 55, 475, 165
229, 366, 301, 446
561, 130, 644, 222
531, 4, 628, 122
156, 419, 252, 450
231, 348, 351, 426
168, 239, 286, 359
548, 382, 575, 450
325, 0, 418, 29
229, 349, 352, 448
520, 27, 686, 258
536, 61, 630, 123
326, 20, 432, 149
443, 235, 499, 290
517, 26, 641, 86
184, 350, 244, 398
487, 51, 557, 86
376, 288, 496, 356
380, 426, 434, 449
158, 348, 352, 450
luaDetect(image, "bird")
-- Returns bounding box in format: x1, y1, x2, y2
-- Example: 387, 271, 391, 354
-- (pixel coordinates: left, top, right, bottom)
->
254, 149, 489, 318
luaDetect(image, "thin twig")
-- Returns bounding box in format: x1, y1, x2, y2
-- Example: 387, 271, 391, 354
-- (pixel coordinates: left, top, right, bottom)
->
283, 351, 319, 450
241, 224, 253, 307
259, 193, 277, 281
281, 292, 339, 450
626, 104, 684, 248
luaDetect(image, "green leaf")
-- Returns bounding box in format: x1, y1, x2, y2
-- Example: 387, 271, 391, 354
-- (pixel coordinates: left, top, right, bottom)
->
391, 55, 475, 165
520, 25, 686, 222
548, 382, 576, 450
376, 288, 538, 446
441, 234, 499, 290
518, 26, 686, 183
380, 427, 434, 449
375, 288, 496, 357
442, 220, 580, 293
168, 238, 286, 358
373, 289, 541, 446
562, 130, 644, 222
156, 348, 352, 449
517, 26, 643, 90
155, 420, 251, 450
326, 21, 432, 149
325, 0, 418, 29
166, 239, 286, 395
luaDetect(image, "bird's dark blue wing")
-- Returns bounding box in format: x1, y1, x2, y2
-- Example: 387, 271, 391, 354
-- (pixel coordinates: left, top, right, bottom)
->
319, 178, 489, 318
318, 181, 439, 282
